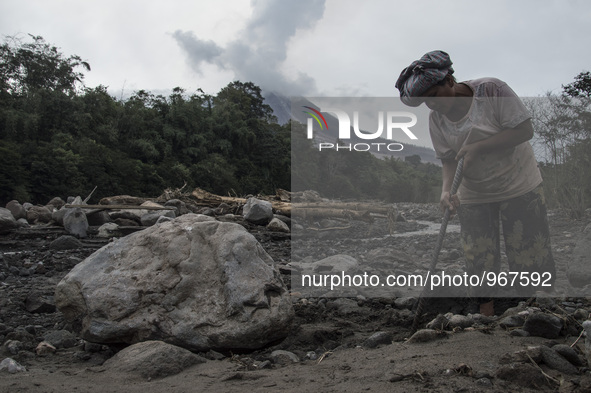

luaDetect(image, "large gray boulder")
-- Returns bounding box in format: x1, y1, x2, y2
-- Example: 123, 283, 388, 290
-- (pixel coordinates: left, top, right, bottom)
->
5, 200, 25, 220
55, 214, 294, 352
104, 340, 206, 379
26, 205, 52, 224
0, 207, 18, 234
140, 209, 176, 227
63, 207, 89, 238
243, 197, 273, 225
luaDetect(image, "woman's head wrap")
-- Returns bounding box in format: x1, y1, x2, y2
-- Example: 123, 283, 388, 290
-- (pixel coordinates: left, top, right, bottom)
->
395, 50, 454, 107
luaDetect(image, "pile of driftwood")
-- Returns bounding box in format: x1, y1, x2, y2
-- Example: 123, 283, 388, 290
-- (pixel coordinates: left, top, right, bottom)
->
73, 186, 397, 231
184, 188, 396, 224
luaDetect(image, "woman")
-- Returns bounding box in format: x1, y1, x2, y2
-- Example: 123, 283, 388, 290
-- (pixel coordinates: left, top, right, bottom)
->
395, 50, 556, 315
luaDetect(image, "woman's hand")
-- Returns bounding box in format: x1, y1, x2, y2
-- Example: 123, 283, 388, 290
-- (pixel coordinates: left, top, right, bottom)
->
440, 190, 460, 217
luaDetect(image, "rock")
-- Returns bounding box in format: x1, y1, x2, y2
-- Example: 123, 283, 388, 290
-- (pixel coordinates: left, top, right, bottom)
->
201, 208, 217, 216
5, 200, 25, 220
363, 331, 393, 348
426, 314, 449, 330
273, 214, 291, 227
155, 216, 174, 225
258, 360, 272, 369
204, 350, 226, 360
509, 329, 530, 337
97, 223, 120, 238
140, 207, 176, 227
63, 208, 89, 238
26, 205, 53, 224
43, 329, 78, 349
25, 291, 56, 313
499, 314, 525, 329
499, 346, 543, 364
394, 297, 416, 310
0, 358, 26, 374
267, 217, 290, 233
270, 350, 299, 364
55, 214, 294, 352
110, 211, 141, 225
84, 341, 103, 353
306, 351, 318, 360
447, 314, 473, 329
4, 329, 36, 348
104, 340, 206, 379
407, 329, 447, 343
52, 207, 67, 226
4, 340, 23, 355
496, 363, 549, 388
500, 302, 528, 318
35, 341, 57, 356
243, 197, 273, 225
50, 235, 83, 250
311, 254, 360, 274
522, 313, 563, 338
552, 344, 584, 367
214, 203, 233, 215
540, 346, 579, 375
293, 190, 323, 203
113, 218, 139, 227
87, 210, 113, 226
475, 377, 493, 387
573, 309, 588, 320
114, 201, 167, 224
16, 218, 29, 228
165, 199, 190, 216
0, 207, 18, 234
470, 313, 495, 325
46, 197, 66, 210
326, 298, 361, 316
536, 297, 559, 309
568, 223, 591, 287
99, 195, 147, 206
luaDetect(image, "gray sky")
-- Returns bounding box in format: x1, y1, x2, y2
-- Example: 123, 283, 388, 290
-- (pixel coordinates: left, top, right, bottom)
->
1, 0, 590, 99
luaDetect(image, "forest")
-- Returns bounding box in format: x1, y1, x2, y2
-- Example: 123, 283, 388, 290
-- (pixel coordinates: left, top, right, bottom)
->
0, 35, 590, 217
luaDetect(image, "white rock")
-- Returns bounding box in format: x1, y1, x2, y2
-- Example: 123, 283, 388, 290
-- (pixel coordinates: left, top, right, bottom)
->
267, 218, 290, 232
55, 214, 294, 352
97, 222, 120, 238
0, 207, 18, 233
243, 198, 273, 225
0, 358, 26, 373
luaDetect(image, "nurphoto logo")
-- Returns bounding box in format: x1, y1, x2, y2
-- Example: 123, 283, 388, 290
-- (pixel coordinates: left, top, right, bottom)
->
303, 105, 419, 152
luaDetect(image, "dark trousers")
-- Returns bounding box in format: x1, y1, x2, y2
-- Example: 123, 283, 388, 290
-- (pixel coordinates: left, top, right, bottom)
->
458, 184, 556, 297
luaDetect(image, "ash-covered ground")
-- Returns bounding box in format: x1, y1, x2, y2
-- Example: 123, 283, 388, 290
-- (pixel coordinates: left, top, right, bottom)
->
1, 204, 591, 393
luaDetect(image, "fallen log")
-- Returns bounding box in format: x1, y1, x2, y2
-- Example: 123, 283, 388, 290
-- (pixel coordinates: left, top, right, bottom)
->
189, 188, 291, 216
190, 188, 247, 205
98, 195, 152, 205
65, 204, 175, 210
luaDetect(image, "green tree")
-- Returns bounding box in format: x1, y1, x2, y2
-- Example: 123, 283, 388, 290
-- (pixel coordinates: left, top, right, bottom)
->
563, 71, 591, 98
0, 34, 90, 96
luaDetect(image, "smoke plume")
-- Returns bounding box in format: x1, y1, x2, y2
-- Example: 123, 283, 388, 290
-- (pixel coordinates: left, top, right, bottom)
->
172, 0, 326, 95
